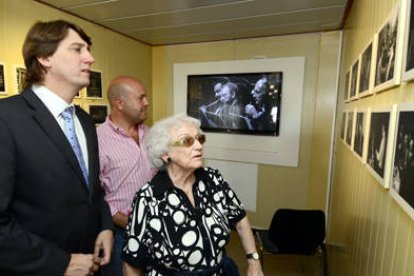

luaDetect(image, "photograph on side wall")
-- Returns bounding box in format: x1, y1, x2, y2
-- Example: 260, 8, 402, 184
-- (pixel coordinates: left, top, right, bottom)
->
340, 112, 347, 141
359, 42, 374, 96
15, 66, 26, 93
344, 71, 350, 101
0, 63, 5, 93
350, 59, 359, 99
86, 70, 102, 98
346, 110, 354, 147
390, 104, 414, 218
88, 104, 108, 125
353, 111, 366, 160
374, 3, 402, 92
367, 110, 392, 187
187, 72, 282, 136
402, 0, 414, 81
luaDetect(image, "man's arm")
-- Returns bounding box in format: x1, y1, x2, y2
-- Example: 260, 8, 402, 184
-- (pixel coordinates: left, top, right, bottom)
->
0, 118, 70, 274
113, 211, 129, 228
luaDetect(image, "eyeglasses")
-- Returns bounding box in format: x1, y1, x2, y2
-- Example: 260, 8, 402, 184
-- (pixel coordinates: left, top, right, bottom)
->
170, 134, 206, 147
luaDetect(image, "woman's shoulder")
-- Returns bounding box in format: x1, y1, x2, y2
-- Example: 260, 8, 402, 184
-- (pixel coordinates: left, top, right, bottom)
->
197, 166, 225, 186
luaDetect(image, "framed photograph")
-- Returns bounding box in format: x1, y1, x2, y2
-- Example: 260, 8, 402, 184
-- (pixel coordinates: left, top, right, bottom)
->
174, 57, 305, 166
374, 1, 406, 92
366, 106, 397, 188
402, 0, 414, 81
358, 41, 375, 97
75, 89, 83, 98
345, 110, 354, 147
0, 63, 5, 94
340, 112, 347, 141
353, 111, 367, 161
187, 72, 282, 136
88, 104, 108, 125
15, 66, 26, 93
86, 70, 102, 98
349, 59, 359, 100
344, 70, 350, 101
390, 102, 414, 218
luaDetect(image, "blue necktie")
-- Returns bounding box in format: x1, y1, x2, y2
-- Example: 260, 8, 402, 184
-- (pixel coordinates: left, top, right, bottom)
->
61, 106, 89, 187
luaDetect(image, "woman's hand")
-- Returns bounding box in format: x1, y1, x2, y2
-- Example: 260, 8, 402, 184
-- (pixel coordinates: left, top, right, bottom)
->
246, 259, 264, 276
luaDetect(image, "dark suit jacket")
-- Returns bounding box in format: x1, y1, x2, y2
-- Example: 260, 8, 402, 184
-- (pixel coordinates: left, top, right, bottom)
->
0, 89, 113, 275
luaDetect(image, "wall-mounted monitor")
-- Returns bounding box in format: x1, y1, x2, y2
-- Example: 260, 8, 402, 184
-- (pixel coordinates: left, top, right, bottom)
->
187, 72, 282, 136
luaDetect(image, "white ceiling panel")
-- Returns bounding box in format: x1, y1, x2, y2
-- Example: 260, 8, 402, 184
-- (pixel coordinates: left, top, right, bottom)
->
35, 0, 350, 45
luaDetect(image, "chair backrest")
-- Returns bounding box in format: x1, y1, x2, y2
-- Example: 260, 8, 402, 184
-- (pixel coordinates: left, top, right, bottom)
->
268, 208, 326, 255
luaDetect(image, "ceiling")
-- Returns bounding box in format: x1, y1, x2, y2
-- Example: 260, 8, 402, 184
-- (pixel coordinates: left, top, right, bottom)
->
36, 0, 350, 46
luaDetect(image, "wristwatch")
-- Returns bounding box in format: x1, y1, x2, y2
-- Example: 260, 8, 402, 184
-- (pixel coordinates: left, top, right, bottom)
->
246, 252, 260, 260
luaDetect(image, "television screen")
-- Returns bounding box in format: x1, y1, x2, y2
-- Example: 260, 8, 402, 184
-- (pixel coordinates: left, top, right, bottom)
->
187, 72, 282, 136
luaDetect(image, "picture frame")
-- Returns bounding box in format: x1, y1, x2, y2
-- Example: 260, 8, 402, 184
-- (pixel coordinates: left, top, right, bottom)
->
373, 1, 406, 92
88, 104, 108, 125
344, 70, 351, 101
174, 57, 305, 167
15, 66, 26, 93
75, 88, 83, 99
353, 110, 367, 161
402, 0, 414, 81
345, 109, 355, 147
389, 102, 414, 219
349, 59, 359, 100
0, 63, 6, 94
365, 106, 397, 188
187, 72, 282, 136
86, 70, 102, 98
340, 111, 347, 141
358, 40, 375, 97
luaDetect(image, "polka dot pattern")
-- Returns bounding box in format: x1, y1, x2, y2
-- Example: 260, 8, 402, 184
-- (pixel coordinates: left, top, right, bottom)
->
123, 167, 246, 274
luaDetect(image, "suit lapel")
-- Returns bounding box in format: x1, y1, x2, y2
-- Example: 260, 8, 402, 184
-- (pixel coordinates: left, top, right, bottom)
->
22, 89, 89, 190
75, 106, 95, 191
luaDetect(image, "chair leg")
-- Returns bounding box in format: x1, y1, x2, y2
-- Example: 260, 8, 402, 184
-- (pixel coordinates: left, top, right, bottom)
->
320, 244, 328, 276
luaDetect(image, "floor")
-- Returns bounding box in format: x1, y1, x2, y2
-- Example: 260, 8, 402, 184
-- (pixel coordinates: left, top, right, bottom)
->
226, 231, 323, 276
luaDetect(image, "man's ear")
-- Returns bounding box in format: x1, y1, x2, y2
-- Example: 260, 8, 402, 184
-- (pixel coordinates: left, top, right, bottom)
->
37, 56, 51, 69
114, 98, 124, 110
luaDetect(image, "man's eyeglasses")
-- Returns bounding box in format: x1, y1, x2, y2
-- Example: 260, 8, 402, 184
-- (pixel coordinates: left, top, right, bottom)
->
170, 134, 206, 147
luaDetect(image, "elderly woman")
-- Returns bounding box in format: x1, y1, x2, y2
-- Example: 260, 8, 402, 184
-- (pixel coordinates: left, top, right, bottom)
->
122, 114, 263, 276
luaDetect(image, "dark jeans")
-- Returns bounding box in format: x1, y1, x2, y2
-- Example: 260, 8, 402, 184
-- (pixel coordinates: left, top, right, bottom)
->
163, 256, 240, 276
102, 227, 124, 276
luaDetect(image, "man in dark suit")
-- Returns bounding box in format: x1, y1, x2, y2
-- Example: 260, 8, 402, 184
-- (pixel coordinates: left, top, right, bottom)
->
0, 20, 113, 275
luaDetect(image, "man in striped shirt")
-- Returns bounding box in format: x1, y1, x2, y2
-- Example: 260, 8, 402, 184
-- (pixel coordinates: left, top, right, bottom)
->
97, 76, 155, 276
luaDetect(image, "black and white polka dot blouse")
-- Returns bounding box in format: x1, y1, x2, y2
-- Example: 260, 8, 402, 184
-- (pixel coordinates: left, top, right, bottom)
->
122, 167, 246, 275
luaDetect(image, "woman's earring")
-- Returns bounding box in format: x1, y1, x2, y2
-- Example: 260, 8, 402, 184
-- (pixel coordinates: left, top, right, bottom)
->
166, 157, 172, 163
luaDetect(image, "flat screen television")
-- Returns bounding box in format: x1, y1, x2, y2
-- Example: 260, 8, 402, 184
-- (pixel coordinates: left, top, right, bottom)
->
187, 72, 282, 136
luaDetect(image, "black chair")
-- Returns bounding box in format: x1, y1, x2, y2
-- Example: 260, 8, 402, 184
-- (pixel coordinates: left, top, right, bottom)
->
254, 208, 327, 276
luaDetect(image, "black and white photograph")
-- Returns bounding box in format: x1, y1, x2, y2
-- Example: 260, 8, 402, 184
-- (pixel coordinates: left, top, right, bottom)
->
367, 111, 390, 181
359, 42, 373, 95
89, 104, 108, 125
15, 66, 26, 93
350, 60, 359, 99
403, 0, 414, 81
86, 70, 102, 98
187, 72, 282, 136
374, 4, 399, 89
0, 63, 5, 93
346, 110, 354, 146
391, 108, 414, 211
340, 112, 346, 141
344, 71, 350, 101
353, 112, 366, 158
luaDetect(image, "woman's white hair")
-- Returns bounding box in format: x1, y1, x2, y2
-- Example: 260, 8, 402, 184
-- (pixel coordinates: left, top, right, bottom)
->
146, 113, 202, 169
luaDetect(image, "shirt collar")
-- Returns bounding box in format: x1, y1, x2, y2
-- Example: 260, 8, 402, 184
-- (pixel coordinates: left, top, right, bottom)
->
106, 116, 146, 138
32, 85, 72, 118
152, 168, 205, 199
